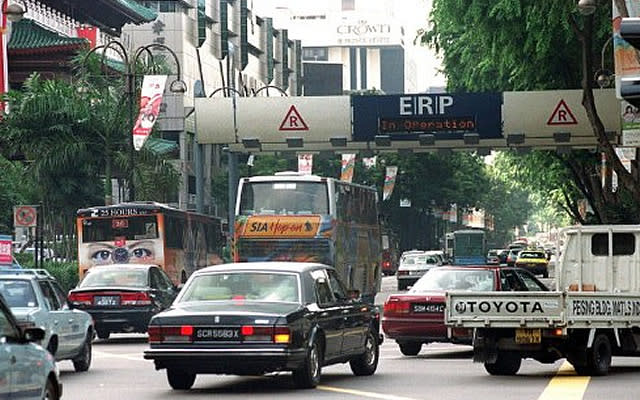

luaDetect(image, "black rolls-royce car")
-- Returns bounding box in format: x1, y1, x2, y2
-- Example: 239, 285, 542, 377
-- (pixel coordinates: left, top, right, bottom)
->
143, 262, 382, 390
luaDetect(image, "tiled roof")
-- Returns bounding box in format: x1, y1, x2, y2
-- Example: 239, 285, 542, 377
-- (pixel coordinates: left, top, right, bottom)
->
113, 0, 157, 22
9, 19, 89, 54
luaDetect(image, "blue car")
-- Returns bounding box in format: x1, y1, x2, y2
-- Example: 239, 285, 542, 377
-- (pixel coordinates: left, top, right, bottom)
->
0, 292, 62, 399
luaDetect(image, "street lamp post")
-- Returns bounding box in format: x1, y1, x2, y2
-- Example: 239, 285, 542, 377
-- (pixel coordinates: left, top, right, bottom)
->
83, 40, 186, 202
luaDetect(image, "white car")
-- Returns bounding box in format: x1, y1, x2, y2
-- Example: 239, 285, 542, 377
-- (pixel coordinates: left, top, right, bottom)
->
0, 269, 94, 372
396, 253, 441, 290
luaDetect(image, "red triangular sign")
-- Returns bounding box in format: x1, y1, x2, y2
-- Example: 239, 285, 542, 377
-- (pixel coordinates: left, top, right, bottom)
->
279, 105, 309, 131
547, 99, 578, 125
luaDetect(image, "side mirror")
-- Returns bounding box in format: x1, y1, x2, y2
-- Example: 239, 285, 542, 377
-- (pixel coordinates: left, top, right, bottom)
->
22, 327, 46, 343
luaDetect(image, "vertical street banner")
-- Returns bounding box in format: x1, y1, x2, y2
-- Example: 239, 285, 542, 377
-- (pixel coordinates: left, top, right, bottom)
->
298, 153, 313, 175
0, 234, 11, 265
132, 75, 167, 151
362, 156, 377, 169
449, 203, 458, 223
383, 166, 398, 201
340, 153, 356, 182
621, 100, 640, 145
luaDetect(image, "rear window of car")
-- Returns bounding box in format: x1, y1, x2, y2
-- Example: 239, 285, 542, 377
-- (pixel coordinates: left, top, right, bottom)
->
519, 252, 545, 259
180, 272, 300, 303
0, 279, 38, 308
79, 268, 148, 288
488, 250, 498, 256
410, 269, 494, 292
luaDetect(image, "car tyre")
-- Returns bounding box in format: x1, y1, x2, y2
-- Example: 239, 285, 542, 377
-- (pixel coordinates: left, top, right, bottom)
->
72, 333, 92, 372
399, 342, 422, 356
350, 330, 379, 376
167, 369, 196, 390
575, 334, 611, 376
292, 339, 322, 388
96, 329, 110, 340
484, 351, 521, 375
44, 378, 59, 400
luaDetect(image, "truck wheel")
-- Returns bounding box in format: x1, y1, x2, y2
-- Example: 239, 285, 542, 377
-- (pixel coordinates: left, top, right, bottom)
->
96, 329, 110, 340
399, 342, 422, 356
576, 334, 612, 376
167, 369, 196, 390
293, 339, 322, 388
350, 330, 379, 376
484, 351, 521, 375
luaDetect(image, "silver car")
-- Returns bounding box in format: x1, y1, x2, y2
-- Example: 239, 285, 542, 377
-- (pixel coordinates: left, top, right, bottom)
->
0, 292, 62, 399
396, 253, 441, 290
0, 269, 93, 372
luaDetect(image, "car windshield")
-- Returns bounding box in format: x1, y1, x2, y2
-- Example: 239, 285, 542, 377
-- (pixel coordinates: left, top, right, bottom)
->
0, 279, 38, 308
519, 252, 545, 259
79, 268, 148, 288
180, 272, 300, 303
410, 269, 494, 292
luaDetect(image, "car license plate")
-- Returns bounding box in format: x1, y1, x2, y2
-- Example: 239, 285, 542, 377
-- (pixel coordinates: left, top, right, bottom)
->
412, 303, 445, 313
194, 328, 241, 341
410, 270, 424, 276
515, 328, 541, 344
93, 296, 119, 306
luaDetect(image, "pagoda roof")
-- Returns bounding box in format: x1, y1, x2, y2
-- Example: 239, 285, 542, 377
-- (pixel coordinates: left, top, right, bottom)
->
41, 0, 157, 35
8, 19, 89, 55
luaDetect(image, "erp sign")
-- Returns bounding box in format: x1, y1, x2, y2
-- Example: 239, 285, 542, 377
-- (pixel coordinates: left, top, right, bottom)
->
352, 93, 503, 141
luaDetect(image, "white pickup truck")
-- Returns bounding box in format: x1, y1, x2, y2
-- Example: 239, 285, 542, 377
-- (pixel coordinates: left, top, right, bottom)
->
445, 225, 640, 376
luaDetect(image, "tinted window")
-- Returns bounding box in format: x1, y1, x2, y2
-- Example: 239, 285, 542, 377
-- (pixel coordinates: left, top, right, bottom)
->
50, 281, 69, 308
180, 272, 300, 303
327, 270, 347, 301
239, 181, 329, 215
82, 216, 158, 242
39, 281, 61, 310
0, 306, 18, 339
501, 270, 526, 291
515, 270, 547, 291
591, 233, 636, 256
411, 269, 494, 292
315, 279, 334, 305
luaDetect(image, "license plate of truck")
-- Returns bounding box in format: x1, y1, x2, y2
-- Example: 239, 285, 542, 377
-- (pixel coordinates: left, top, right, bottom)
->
515, 328, 541, 344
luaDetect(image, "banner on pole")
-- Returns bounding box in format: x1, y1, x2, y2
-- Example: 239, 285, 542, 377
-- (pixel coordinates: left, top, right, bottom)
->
298, 153, 313, 175
340, 154, 356, 182
383, 166, 398, 201
0, 234, 11, 265
362, 156, 377, 169
133, 75, 167, 150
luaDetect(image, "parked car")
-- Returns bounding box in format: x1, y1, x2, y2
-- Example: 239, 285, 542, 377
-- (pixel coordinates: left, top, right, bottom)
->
0, 293, 62, 399
144, 262, 381, 390
382, 266, 548, 356
514, 250, 549, 278
486, 249, 501, 265
396, 253, 441, 290
68, 264, 178, 340
0, 269, 93, 372
506, 248, 523, 266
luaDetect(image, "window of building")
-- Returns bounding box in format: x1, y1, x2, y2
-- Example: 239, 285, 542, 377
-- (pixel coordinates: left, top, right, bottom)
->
302, 47, 328, 61
342, 0, 355, 11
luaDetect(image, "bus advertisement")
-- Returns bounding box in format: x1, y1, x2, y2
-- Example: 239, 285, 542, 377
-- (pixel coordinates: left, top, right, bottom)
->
233, 173, 381, 303
76, 202, 225, 284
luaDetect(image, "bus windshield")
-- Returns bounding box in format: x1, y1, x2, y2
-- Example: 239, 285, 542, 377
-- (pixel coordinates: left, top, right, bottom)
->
81, 216, 158, 242
239, 181, 329, 215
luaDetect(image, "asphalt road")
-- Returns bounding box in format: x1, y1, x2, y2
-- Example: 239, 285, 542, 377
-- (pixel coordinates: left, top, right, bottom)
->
57, 275, 640, 400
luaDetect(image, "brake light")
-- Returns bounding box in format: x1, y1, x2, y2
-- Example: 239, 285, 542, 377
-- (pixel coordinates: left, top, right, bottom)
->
383, 299, 410, 315
148, 325, 193, 344
383, 261, 391, 268
120, 292, 152, 306
240, 325, 291, 343
68, 292, 92, 306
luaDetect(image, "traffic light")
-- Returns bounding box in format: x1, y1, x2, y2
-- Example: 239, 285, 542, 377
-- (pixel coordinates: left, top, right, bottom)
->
620, 18, 640, 107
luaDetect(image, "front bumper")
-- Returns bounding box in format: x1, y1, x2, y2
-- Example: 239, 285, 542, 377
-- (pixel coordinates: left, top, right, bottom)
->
144, 346, 307, 374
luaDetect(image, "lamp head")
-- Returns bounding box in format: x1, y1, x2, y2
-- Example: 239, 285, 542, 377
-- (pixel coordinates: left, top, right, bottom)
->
169, 79, 187, 94
5, 2, 27, 22
577, 0, 597, 15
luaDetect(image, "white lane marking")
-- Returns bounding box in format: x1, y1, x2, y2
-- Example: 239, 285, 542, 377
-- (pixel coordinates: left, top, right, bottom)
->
318, 385, 421, 400
93, 350, 147, 362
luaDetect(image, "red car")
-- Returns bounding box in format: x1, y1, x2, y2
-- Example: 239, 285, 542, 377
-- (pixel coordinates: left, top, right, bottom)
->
382, 266, 548, 356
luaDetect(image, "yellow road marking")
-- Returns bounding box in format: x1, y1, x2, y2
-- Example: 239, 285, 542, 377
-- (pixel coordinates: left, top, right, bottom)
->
537, 361, 590, 400
318, 385, 420, 400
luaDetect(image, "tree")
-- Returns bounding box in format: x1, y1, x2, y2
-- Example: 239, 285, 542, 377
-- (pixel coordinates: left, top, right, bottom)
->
422, 0, 636, 223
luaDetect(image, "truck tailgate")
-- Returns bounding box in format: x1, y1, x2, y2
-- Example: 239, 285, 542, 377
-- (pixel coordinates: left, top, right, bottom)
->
445, 291, 565, 328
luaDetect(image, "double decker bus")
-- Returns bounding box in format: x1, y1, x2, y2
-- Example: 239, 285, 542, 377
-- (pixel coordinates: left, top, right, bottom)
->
233, 173, 381, 303
76, 202, 224, 284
